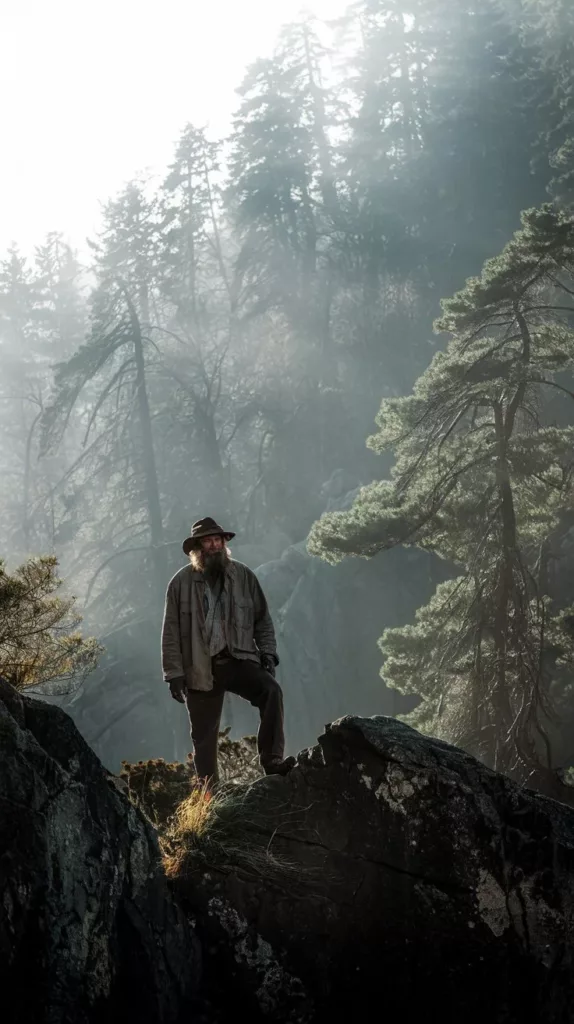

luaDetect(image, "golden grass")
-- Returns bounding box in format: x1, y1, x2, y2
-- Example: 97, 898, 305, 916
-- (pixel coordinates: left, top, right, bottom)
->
162, 780, 221, 878
170, 777, 214, 837
162, 781, 321, 892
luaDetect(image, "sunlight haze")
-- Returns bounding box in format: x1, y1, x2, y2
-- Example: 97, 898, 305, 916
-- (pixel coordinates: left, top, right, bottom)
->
0, 0, 345, 254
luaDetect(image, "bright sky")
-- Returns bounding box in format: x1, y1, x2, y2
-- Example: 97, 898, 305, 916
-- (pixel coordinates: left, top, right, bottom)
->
0, 0, 346, 257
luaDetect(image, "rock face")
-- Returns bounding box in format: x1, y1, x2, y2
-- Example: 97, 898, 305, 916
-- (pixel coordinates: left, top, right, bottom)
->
4, 674, 574, 1024
179, 715, 574, 1024
0, 677, 200, 1024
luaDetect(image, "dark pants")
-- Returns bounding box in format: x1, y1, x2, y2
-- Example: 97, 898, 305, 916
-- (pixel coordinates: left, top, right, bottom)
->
185, 657, 285, 783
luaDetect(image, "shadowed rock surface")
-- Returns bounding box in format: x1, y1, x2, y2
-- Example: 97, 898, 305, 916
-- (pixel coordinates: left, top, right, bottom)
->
177, 715, 574, 1024
0, 677, 200, 1024
4, 676, 574, 1024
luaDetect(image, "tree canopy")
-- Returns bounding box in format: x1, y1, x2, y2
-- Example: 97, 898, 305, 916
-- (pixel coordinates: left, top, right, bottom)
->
2, 0, 574, 782
0, 556, 100, 692
310, 204, 574, 785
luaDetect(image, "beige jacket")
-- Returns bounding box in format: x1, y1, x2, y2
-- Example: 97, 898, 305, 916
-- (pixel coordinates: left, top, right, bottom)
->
161, 559, 278, 691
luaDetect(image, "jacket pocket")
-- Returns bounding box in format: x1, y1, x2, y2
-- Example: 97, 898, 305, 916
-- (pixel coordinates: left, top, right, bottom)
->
232, 600, 254, 649
234, 600, 254, 628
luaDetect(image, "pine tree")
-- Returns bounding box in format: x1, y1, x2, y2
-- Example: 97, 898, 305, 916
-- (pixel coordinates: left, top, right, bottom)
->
409, 0, 550, 293
310, 205, 574, 790
508, 0, 574, 208
336, 0, 553, 396
228, 16, 340, 340
40, 277, 167, 620
0, 247, 54, 554
161, 123, 231, 326
0, 555, 100, 692
34, 233, 86, 359
228, 52, 320, 328
158, 123, 252, 524
91, 178, 162, 324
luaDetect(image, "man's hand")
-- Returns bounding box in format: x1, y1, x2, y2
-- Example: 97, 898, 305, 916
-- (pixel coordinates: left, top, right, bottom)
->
260, 654, 277, 677
169, 677, 187, 703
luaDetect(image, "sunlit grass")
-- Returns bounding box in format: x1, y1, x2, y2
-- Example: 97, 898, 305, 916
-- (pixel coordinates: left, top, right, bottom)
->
162, 780, 321, 892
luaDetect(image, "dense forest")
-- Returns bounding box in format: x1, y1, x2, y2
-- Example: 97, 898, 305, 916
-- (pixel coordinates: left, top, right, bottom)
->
2, 0, 574, 792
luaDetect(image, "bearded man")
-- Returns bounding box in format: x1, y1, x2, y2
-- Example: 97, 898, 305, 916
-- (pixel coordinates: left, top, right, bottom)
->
161, 516, 295, 784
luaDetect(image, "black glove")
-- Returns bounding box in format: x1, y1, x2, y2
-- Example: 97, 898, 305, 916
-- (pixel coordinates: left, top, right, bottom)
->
260, 654, 277, 677
169, 677, 186, 703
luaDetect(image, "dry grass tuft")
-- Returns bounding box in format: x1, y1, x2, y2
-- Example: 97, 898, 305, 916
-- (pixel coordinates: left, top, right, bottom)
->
121, 735, 320, 892
162, 781, 318, 892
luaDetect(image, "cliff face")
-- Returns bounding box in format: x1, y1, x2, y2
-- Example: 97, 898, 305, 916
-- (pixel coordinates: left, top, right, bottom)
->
0, 677, 199, 1024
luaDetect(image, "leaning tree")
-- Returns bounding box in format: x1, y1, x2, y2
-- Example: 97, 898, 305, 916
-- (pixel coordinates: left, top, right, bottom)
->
309, 205, 574, 790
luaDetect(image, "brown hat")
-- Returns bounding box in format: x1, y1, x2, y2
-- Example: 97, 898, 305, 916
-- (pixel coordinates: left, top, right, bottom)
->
182, 516, 235, 555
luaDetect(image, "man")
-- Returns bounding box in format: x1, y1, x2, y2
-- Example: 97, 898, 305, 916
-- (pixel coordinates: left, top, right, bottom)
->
161, 516, 295, 784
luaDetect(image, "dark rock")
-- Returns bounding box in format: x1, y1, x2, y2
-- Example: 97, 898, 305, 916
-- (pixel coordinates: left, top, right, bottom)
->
0, 677, 200, 1024
177, 715, 574, 1024
5, 671, 574, 1023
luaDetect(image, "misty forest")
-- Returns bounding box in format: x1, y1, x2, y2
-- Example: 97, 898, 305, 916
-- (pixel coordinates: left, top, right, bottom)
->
4, 1, 574, 1021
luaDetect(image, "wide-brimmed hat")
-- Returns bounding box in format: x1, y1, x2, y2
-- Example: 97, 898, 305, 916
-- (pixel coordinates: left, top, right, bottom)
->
183, 516, 235, 555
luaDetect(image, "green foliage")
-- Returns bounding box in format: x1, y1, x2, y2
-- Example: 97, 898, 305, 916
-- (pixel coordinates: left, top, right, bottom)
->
505, 0, 574, 207
311, 204, 574, 783
0, 555, 100, 691
2, 1, 574, 764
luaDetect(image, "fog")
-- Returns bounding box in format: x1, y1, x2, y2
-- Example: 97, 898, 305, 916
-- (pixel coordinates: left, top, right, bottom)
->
0, 0, 345, 252
1, 0, 574, 778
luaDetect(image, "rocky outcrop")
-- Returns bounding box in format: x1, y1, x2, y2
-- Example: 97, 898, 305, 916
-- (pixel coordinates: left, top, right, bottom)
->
176, 715, 574, 1024
4, 674, 574, 1024
0, 677, 200, 1024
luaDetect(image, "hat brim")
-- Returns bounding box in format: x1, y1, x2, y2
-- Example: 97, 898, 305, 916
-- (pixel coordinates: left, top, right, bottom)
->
183, 531, 235, 556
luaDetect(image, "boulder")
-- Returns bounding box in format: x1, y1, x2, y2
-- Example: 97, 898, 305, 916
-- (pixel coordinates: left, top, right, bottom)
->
0, 677, 200, 1024
4, 674, 574, 1024
176, 715, 574, 1024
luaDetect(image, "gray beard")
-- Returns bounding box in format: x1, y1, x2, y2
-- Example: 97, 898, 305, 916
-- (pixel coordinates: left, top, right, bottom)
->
201, 549, 229, 587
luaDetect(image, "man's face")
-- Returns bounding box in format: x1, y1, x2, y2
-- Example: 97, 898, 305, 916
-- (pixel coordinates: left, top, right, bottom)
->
200, 534, 224, 554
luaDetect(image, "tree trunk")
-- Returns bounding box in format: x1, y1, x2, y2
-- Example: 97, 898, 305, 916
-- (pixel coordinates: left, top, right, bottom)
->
490, 308, 536, 776
121, 283, 167, 606
22, 407, 42, 554
492, 400, 517, 772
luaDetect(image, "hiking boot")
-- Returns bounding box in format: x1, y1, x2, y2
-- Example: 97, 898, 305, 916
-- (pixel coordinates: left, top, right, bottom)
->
263, 756, 296, 777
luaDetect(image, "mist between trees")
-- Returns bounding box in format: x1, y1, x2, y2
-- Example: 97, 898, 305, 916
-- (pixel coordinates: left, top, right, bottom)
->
1, 0, 574, 792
